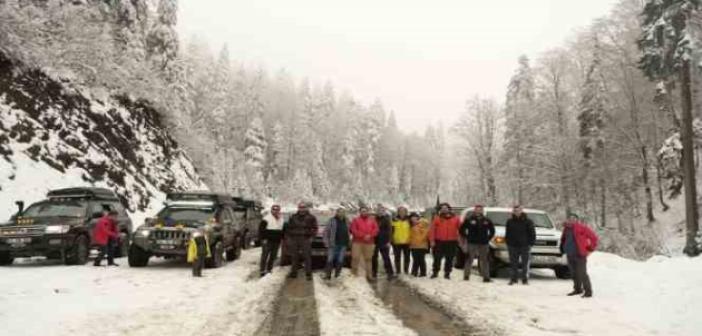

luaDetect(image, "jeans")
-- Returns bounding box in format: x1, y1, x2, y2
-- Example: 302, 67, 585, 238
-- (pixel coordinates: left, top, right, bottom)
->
432, 241, 458, 276
260, 238, 281, 273
94, 238, 115, 266
410, 248, 428, 276
567, 254, 592, 294
464, 243, 491, 280
392, 244, 411, 274
286, 237, 312, 276
325, 245, 347, 277
372, 244, 394, 277
508, 245, 531, 281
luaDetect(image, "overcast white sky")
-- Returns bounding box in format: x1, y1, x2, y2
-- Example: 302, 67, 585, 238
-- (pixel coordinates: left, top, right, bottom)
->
178, 0, 620, 131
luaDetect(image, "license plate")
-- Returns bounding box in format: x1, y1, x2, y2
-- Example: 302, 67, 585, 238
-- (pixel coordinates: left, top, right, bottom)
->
533, 256, 555, 263
159, 245, 176, 250
311, 250, 327, 256
7, 237, 31, 244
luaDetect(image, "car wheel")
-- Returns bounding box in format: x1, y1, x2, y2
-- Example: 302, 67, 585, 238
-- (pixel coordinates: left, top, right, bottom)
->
128, 245, 150, 267
0, 251, 14, 265
554, 265, 571, 279
206, 241, 225, 268
66, 235, 89, 265
488, 252, 499, 278
226, 240, 241, 261
114, 232, 129, 258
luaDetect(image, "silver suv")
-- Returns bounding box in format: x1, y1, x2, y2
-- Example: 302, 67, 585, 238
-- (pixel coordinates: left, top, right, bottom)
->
460, 207, 570, 279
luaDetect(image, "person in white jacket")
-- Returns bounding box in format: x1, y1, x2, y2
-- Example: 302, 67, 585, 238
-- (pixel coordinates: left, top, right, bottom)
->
259, 204, 285, 277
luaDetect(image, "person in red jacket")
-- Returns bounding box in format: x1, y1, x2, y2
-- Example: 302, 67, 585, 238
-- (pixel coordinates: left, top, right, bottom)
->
560, 213, 598, 298
93, 210, 120, 267
350, 205, 379, 280
429, 203, 461, 279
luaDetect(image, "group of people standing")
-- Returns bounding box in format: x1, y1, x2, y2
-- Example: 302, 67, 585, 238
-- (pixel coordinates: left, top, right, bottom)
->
257, 201, 598, 298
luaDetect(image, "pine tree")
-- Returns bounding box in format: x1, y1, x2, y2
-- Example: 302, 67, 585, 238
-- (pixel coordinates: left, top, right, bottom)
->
503, 55, 535, 205
146, 0, 178, 70
244, 117, 267, 196
639, 0, 700, 256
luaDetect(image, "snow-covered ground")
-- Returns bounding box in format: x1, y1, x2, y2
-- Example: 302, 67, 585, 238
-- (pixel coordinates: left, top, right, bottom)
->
0, 249, 285, 336
402, 252, 702, 336
314, 275, 416, 336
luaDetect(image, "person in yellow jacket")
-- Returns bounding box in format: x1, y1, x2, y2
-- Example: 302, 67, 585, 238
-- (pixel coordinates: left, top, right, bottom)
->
187, 232, 211, 277
391, 206, 412, 274
409, 213, 430, 277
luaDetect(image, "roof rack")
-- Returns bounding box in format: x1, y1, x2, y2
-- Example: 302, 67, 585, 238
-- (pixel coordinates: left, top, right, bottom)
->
232, 197, 262, 209
167, 191, 234, 205
47, 187, 119, 200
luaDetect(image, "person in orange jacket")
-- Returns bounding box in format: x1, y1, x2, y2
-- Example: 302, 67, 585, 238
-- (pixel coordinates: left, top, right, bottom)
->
93, 210, 119, 267
429, 203, 461, 279
408, 213, 430, 277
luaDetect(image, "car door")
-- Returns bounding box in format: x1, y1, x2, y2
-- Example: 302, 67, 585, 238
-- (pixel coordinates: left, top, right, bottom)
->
219, 206, 235, 247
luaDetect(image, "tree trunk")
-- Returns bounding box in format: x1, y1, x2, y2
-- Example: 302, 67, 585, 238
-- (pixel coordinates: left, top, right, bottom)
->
679, 60, 700, 256
641, 146, 656, 223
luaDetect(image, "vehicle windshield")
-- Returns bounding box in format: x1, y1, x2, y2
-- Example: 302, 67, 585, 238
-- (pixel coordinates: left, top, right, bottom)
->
22, 201, 86, 218
466, 210, 554, 229
158, 207, 214, 226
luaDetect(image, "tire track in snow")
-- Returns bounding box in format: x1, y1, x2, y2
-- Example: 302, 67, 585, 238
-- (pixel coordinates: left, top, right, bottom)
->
314, 275, 417, 336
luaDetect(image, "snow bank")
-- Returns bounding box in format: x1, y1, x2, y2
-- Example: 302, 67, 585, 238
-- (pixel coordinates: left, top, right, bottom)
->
314, 275, 416, 336
402, 252, 702, 336
0, 250, 285, 336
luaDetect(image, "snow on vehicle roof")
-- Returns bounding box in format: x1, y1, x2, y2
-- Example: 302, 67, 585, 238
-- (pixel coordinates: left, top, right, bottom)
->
164, 200, 215, 208
462, 207, 548, 214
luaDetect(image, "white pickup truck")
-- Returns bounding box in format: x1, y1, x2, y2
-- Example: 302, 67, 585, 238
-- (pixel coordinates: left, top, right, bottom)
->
459, 207, 570, 279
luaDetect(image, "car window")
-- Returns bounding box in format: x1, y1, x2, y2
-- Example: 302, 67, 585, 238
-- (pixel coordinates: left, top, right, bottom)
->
158, 207, 215, 224
23, 201, 87, 218
485, 211, 554, 229
110, 202, 128, 217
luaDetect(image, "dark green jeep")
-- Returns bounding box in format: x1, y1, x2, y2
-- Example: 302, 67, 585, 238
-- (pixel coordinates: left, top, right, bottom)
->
129, 192, 247, 268
0, 188, 133, 265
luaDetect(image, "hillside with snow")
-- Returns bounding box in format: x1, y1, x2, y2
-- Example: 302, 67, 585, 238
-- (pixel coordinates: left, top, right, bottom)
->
0, 50, 206, 224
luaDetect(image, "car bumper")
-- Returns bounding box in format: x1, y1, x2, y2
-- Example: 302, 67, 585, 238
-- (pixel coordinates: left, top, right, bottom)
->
493, 249, 567, 267
0, 234, 75, 257
132, 237, 188, 256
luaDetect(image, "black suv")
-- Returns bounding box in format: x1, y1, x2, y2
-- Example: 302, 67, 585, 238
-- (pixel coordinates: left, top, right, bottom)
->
0, 188, 133, 265
129, 192, 246, 268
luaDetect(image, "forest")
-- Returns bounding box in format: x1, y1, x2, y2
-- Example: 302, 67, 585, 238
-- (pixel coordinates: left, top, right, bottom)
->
1, 0, 700, 257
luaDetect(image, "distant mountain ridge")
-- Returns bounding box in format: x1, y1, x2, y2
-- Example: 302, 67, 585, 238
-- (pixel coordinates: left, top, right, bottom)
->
0, 50, 205, 220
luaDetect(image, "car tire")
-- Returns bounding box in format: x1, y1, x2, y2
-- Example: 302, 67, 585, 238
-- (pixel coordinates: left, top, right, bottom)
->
0, 251, 14, 265
114, 232, 129, 258
206, 241, 225, 268
128, 245, 150, 267
226, 240, 241, 261
489, 252, 499, 278
66, 235, 90, 265
554, 265, 571, 279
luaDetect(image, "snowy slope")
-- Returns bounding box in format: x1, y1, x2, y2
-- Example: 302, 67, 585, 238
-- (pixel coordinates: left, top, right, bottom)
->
0, 51, 206, 224
402, 252, 702, 336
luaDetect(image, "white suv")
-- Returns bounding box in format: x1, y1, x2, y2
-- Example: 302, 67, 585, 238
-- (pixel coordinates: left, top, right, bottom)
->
460, 207, 570, 279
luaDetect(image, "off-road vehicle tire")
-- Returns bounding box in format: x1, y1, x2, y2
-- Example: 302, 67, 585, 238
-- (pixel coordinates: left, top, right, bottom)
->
206, 241, 225, 268
0, 251, 14, 265
65, 235, 89, 265
226, 240, 241, 261
554, 265, 571, 279
114, 232, 129, 258
128, 245, 150, 267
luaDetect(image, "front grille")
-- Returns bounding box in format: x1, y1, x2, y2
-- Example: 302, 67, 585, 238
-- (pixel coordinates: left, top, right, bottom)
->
149, 230, 189, 240
534, 240, 557, 247
0, 226, 46, 237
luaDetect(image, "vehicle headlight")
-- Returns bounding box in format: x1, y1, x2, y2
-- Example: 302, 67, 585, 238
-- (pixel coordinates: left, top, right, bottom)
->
138, 229, 151, 238
493, 236, 506, 245
45, 225, 71, 234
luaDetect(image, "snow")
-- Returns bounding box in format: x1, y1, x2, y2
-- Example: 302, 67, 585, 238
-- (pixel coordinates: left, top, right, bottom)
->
314, 275, 417, 336
401, 252, 702, 336
0, 249, 286, 336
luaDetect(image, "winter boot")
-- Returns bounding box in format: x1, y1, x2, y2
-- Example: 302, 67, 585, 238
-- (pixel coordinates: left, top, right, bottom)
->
430, 273, 438, 279
582, 292, 593, 298
567, 290, 583, 296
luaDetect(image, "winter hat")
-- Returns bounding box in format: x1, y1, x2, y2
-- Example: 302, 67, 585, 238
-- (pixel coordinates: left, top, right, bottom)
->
409, 212, 420, 219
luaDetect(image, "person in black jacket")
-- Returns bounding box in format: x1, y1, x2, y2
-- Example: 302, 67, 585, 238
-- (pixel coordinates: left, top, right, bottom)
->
460, 205, 495, 282
283, 202, 318, 280
505, 205, 536, 285
259, 204, 285, 277
371, 204, 395, 280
